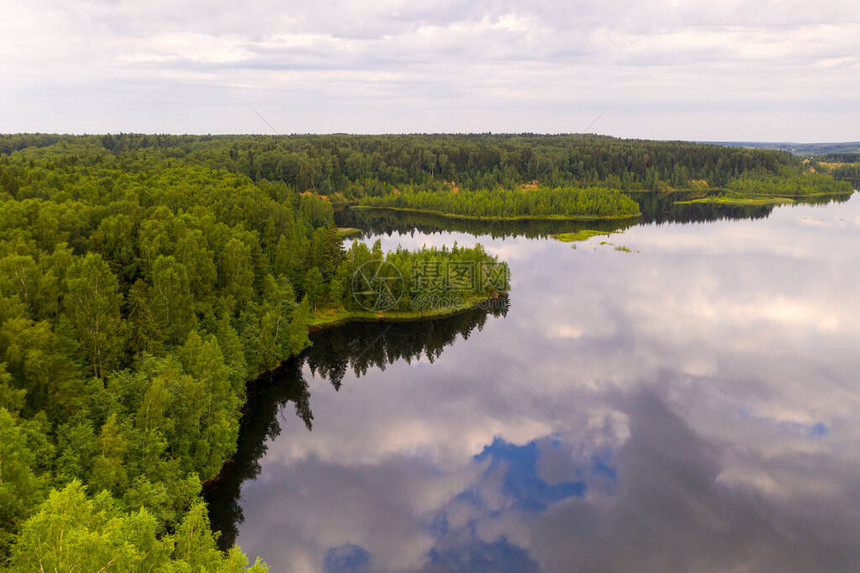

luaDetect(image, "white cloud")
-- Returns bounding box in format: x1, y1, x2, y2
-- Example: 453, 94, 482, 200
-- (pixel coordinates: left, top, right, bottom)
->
1, 0, 859, 137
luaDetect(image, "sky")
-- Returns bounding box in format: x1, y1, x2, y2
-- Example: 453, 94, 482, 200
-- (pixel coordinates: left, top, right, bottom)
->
0, 0, 858, 140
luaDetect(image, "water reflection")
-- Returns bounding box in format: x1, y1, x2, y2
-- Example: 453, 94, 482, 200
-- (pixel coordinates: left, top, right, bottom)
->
204, 359, 312, 550
335, 192, 853, 242
206, 302, 509, 550
306, 301, 509, 389
209, 195, 860, 572
334, 207, 639, 240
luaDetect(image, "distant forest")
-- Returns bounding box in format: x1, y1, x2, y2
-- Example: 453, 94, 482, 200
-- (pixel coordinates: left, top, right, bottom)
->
813, 154, 860, 181
711, 141, 860, 156
0, 133, 824, 195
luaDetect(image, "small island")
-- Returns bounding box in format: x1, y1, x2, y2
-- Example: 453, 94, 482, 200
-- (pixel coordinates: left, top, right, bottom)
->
309, 241, 509, 329
357, 186, 642, 221
551, 229, 612, 242
335, 227, 362, 238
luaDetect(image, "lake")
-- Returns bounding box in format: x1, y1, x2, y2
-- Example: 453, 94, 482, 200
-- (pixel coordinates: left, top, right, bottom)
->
207, 193, 860, 572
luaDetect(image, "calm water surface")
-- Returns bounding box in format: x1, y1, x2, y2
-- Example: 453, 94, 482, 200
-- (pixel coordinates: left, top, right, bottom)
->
208, 195, 860, 572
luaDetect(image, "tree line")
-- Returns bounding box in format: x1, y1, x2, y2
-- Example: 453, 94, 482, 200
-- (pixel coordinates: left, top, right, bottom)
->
1, 133, 804, 194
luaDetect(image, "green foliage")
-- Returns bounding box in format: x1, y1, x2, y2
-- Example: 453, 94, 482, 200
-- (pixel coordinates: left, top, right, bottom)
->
674, 194, 795, 206
0, 140, 343, 567
303, 267, 325, 310
829, 163, 860, 181
359, 186, 641, 220
0, 407, 50, 559
7, 481, 266, 572
65, 253, 125, 379
1, 132, 820, 197
341, 240, 509, 314
150, 255, 195, 344
817, 152, 860, 163
726, 169, 852, 197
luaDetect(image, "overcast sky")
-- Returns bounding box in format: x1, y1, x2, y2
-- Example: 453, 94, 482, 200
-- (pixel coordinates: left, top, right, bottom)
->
1, 0, 857, 140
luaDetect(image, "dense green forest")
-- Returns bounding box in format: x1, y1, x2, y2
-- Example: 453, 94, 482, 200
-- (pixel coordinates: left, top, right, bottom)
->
0, 133, 814, 195
0, 157, 313, 568
713, 141, 860, 156
0, 132, 850, 570
0, 140, 504, 570
356, 186, 641, 220
332, 240, 507, 316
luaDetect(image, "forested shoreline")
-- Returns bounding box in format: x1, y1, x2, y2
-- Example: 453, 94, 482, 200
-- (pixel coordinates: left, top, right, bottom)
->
0, 133, 851, 570
0, 138, 506, 570
357, 186, 642, 220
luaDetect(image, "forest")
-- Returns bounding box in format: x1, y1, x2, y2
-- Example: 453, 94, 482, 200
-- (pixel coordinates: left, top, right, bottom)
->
0, 132, 817, 195
0, 132, 851, 570
0, 140, 503, 570
723, 168, 852, 196
823, 160, 860, 182
330, 240, 507, 318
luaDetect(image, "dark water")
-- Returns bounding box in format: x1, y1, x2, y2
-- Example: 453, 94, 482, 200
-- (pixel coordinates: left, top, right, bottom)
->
207, 194, 860, 573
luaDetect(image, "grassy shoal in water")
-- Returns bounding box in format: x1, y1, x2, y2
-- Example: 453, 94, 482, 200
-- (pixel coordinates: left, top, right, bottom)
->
551, 229, 611, 242
675, 196, 796, 206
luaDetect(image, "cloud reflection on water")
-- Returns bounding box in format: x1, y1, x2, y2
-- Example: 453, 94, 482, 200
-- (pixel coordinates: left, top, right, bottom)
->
224, 196, 860, 572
